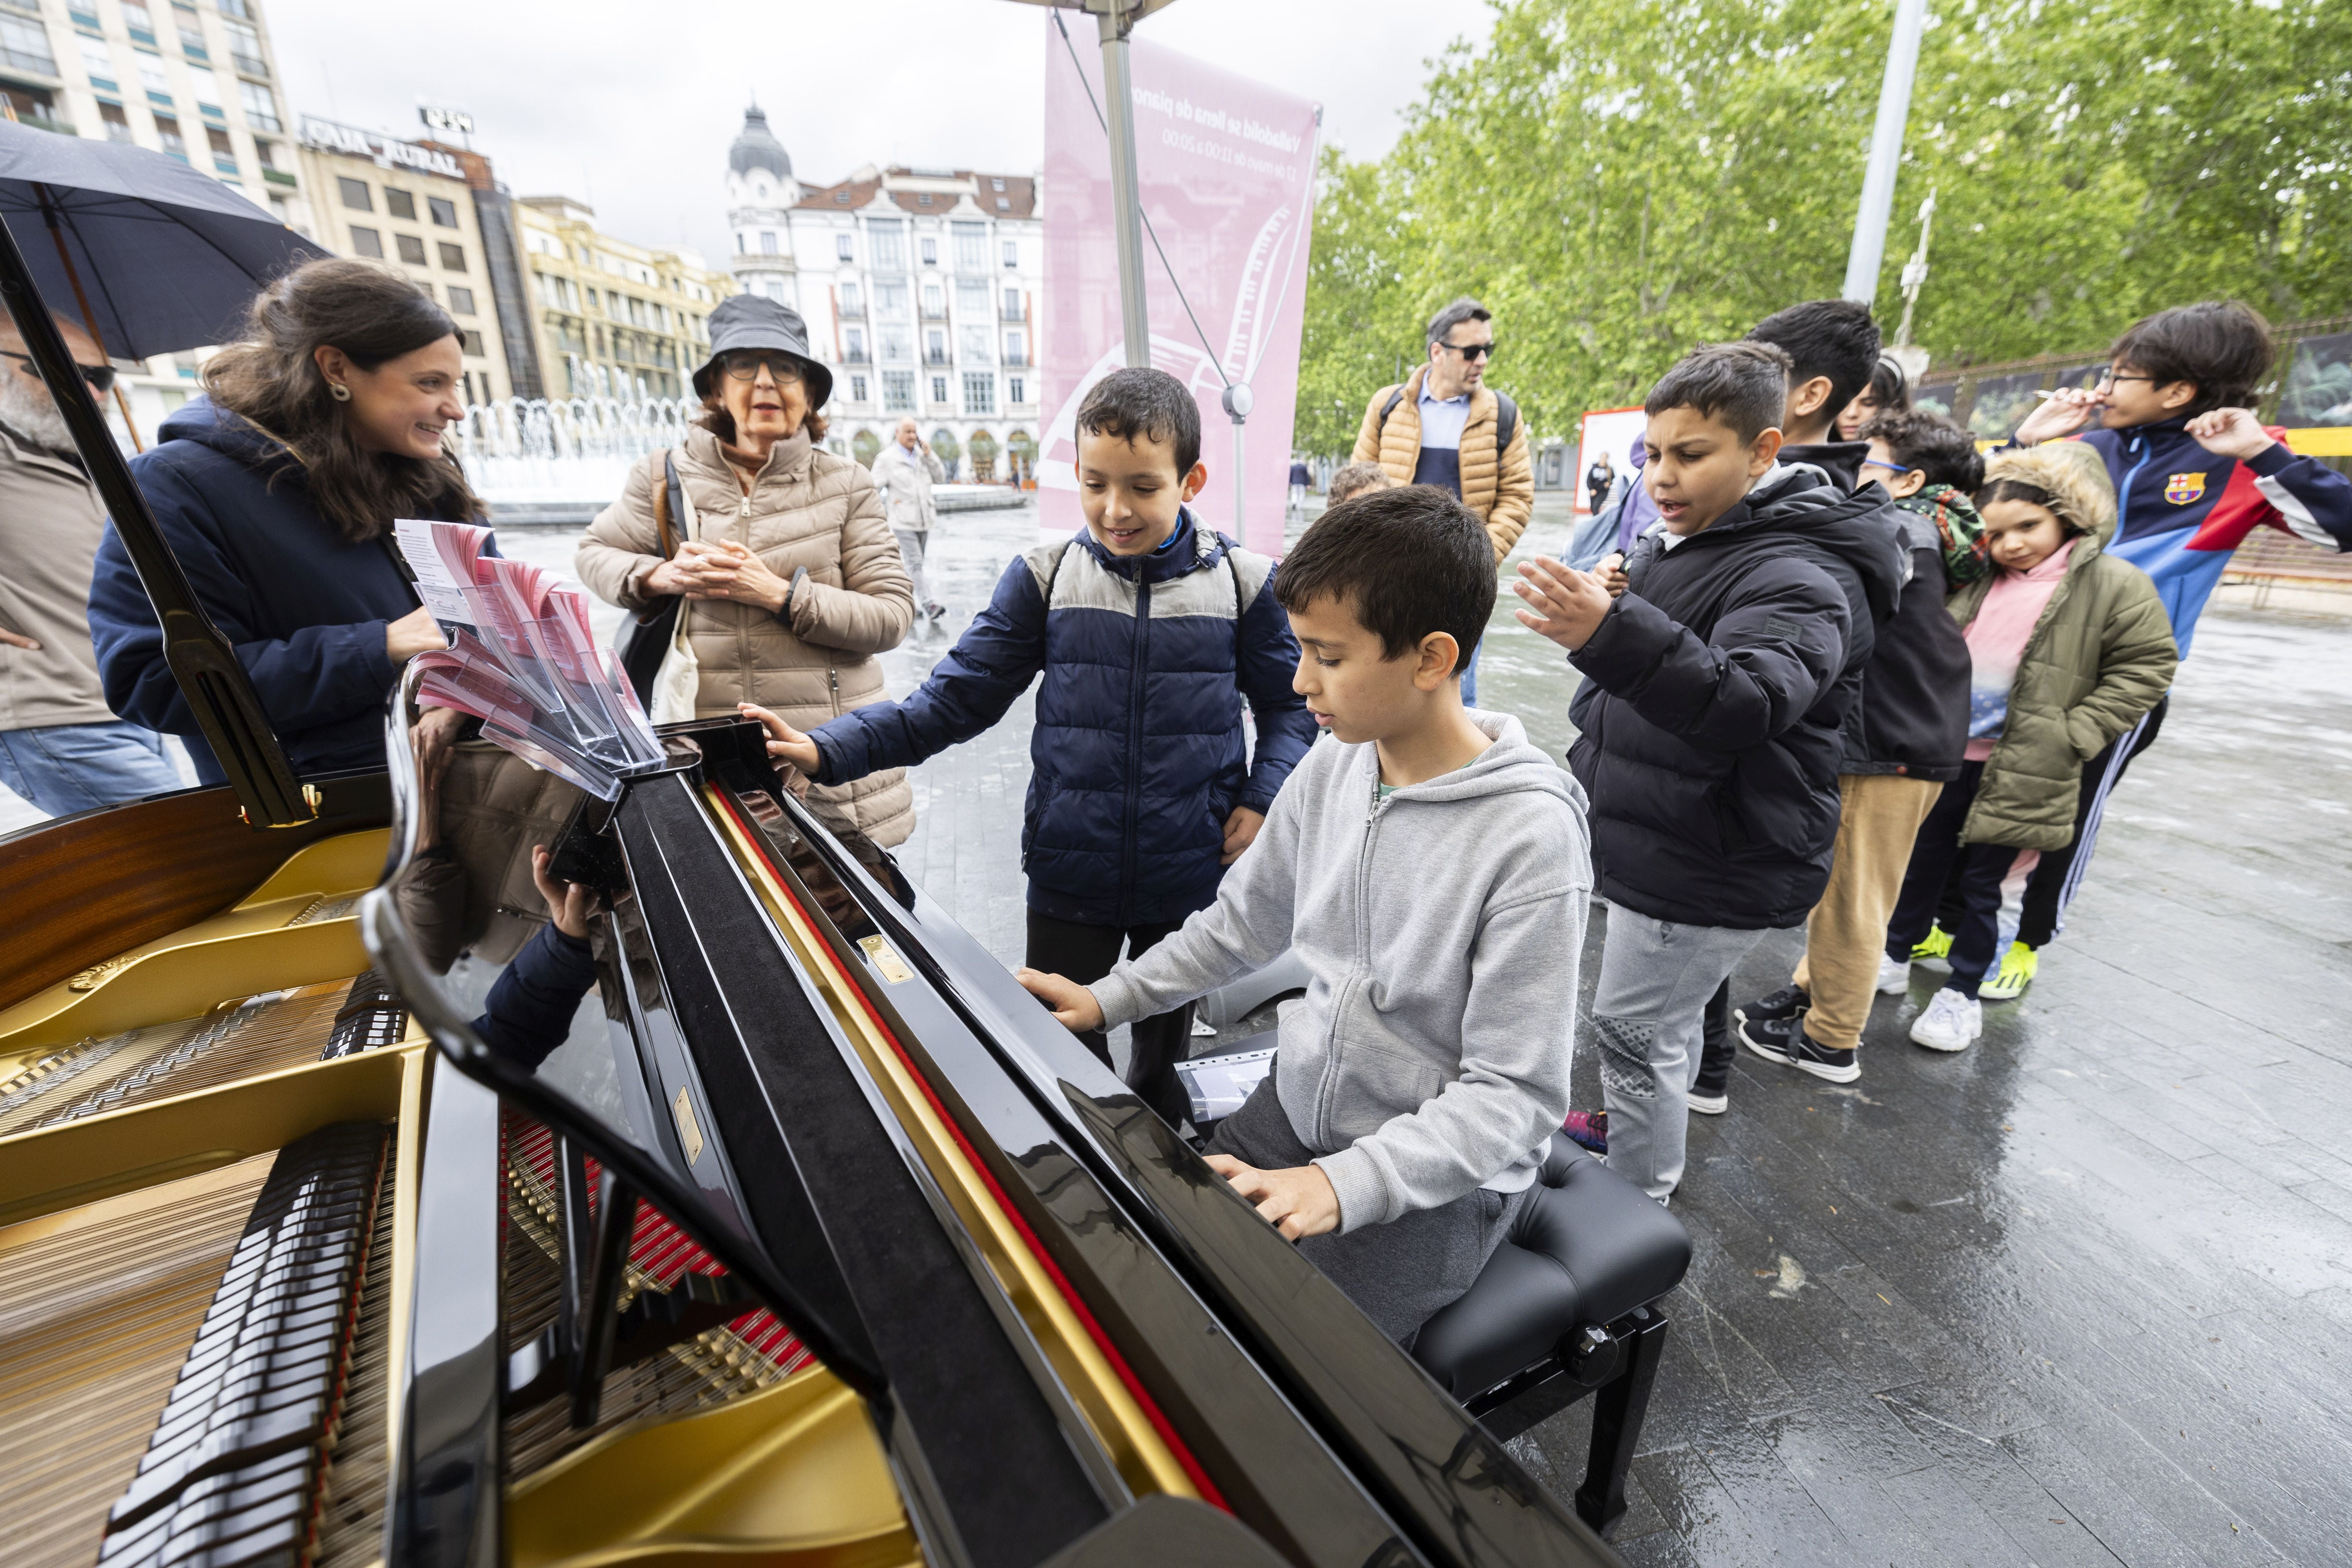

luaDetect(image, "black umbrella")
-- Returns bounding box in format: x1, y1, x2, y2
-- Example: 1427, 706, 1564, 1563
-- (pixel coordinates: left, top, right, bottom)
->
0, 123, 326, 826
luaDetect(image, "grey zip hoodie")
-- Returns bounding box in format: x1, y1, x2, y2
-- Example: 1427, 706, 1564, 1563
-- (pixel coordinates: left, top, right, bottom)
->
1092, 711, 1591, 1233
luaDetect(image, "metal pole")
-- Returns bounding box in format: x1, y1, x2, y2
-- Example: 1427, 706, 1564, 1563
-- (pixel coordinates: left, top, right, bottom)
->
34, 184, 142, 451
1098, 0, 1151, 367
1841, 0, 1928, 307
1222, 382, 1252, 541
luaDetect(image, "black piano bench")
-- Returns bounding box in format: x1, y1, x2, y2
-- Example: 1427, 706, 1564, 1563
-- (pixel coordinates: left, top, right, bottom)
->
1411, 1136, 1691, 1535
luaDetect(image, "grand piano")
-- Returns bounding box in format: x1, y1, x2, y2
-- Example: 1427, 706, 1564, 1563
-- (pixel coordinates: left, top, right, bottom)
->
0, 215, 1681, 1568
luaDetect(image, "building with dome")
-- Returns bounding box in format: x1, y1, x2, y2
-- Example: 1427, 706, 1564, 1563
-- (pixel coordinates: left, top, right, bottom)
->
722, 105, 1044, 481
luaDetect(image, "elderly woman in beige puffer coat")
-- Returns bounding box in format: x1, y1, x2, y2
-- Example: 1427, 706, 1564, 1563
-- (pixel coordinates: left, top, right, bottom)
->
576, 296, 914, 843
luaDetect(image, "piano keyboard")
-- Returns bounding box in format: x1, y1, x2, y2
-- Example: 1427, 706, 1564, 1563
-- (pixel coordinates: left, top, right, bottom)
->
96, 1123, 389, 1568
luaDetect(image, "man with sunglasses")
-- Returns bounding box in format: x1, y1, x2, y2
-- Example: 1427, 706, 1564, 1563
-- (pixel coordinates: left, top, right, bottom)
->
0, 312, 183, 818
1350, 296, 1532, 706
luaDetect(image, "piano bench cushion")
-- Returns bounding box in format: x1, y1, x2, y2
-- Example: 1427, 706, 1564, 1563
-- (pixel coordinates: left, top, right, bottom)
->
1412, 1138, 1691, 1403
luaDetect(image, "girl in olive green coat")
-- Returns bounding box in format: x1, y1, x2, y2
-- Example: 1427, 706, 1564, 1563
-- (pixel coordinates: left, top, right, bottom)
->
1886, 443, 2176, 1051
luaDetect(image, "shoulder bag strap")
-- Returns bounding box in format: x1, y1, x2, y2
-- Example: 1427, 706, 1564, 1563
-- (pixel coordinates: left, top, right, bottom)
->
650, 447, 676, 559
664, 451, 694, 545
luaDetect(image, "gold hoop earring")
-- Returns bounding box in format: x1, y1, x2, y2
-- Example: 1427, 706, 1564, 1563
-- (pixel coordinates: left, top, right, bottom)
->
328, 382, 352, 402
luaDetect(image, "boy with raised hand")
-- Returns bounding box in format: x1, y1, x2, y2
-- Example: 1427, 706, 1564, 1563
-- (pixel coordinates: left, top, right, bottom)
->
1971, 301, 2352, 995
1019, 486, 1590, 1346
1514, 341, 1904, 1202
743, 368, 1314, 1128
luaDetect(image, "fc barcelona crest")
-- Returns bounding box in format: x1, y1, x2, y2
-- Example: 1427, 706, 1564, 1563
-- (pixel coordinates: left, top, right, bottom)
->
2164, 472, 2206, 505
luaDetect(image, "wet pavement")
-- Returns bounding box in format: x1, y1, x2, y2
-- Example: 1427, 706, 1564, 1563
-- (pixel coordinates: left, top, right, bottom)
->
15, 497, 2352, 1564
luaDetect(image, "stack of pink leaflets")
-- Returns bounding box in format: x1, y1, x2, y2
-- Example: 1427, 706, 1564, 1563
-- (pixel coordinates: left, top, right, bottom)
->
393, 518, 663, 799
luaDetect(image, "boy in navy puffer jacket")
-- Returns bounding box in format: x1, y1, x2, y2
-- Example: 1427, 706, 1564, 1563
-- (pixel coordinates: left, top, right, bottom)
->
745, 369, 1315, 1127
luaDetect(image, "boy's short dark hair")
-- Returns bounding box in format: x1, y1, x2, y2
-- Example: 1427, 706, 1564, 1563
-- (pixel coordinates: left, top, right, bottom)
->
1645, 340, 1793, 443
2109, 300, 2273, 415
1275, 485, 1491, 675
1426, 296, 1491, 348
1861, 408, 1984, 493
1746, 299, 1883, 426
1076, 367, 1201, 474
1325, 461, 1396, 506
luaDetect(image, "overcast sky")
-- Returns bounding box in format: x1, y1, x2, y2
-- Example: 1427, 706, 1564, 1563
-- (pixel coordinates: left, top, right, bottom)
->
270, 0, 1494, 270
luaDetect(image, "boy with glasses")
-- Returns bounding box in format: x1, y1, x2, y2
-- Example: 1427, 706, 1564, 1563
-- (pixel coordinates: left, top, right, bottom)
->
1946, 301, 2352, 996
1350, 297, 1533, 706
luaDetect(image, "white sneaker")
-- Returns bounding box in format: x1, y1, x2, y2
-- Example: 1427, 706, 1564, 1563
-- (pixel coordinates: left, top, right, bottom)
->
1909, 988, 1981, 1053
1876, 953, 1911, 995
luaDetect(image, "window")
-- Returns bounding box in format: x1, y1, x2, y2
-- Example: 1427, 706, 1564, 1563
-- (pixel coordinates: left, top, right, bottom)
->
395, 233, 426, 265
925, 328, 945, 364
845, 326, 864, 360
459, 329, 485, 356
956, 278, 987, 320
963, 373, 995, 415
1008, 376, 1026, 405
919, 236, 936, 265
178, 24, 206, 59
80, 35, 116, 84
138, 53, 171, 95
238, 79, 277, 130
437, 241, 465, 270
875, 278, 907, 318
184, 64, 222, 109
759, 230, 777, 255
223, 17, 262, 76
1002, 286, 1022, 319
251, 137, 273, 167
835, 233, 853, 262
997, 198, 1010, 211
428, 196, 457, 228
958, 325, 991, 365
953, 221, 986, 273
218, 0, 250, 19
98, 100, 132, 142
447, 285, 476, 315
839, 281, 861, 316
1003, 240, 1017, 269
122, 1, 154, 36
152, 114, 185, 158
203, 122, 234, 164
916, 193, 932, 207
867, 219, 904, 272
832, 191, 848, 204
878, 326, 911, 363
882, 372, 914, 412
930, 375, 948, 405
337, 176, 370, 211
764, 279, 784, 301
350, 225, 383, 258
384, 188, 415, 220
991, 177, 1005, 192
1004, 330, 1025, 365
921, 282, 943, 317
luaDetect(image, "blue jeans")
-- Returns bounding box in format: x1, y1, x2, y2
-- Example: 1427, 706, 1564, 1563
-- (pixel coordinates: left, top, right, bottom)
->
0, 721, 184, 817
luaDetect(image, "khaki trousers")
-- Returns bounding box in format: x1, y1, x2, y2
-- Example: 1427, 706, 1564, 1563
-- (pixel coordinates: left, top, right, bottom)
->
1791, 774, 1945, 1051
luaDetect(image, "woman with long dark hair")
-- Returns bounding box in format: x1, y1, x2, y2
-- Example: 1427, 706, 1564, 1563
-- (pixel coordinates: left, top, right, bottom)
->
89, 258, 483, 782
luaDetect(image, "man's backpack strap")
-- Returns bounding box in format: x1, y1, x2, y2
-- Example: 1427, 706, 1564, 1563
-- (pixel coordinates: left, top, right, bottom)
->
1494, 391, 1518, 455
1376, 387, 1407, 435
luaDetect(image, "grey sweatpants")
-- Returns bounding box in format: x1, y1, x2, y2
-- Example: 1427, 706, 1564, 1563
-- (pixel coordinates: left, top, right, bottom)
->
892, 526, 933, 609
1592, 902, 1766, 1201
1207, 1076, 1525, 1345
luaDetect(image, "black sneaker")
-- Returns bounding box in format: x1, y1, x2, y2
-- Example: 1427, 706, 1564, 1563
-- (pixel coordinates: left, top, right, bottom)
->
1735, 984, 1809, 1030
1737, 1013, 1860, 1083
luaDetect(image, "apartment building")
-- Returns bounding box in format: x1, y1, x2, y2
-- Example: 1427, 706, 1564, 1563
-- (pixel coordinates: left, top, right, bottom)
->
513, 195, 730, 403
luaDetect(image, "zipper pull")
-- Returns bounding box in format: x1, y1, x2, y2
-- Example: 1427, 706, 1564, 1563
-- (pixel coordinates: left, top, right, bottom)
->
739, 496, 751, 518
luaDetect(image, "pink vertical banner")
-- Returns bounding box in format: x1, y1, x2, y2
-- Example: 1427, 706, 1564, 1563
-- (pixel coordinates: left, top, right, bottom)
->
1040, 20, 1318, 555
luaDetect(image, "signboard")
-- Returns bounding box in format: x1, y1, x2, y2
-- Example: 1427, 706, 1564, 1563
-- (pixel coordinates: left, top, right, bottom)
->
1041, 23, 1318, 554
299, 116, 463, 181
419, 106, 474, 136
1577, 406, 1648, 515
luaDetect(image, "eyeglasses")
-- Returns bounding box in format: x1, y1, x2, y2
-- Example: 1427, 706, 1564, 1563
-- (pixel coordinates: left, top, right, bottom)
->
0, 350, 116, 394
1860, 457, 1916, 477
1438, 340, 1495, 361
719, 350, 805, 383
2096, 367, 2158, 387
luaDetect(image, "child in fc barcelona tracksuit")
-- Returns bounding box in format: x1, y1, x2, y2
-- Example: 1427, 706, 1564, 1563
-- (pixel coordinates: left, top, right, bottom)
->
1927, 301, 2352, 998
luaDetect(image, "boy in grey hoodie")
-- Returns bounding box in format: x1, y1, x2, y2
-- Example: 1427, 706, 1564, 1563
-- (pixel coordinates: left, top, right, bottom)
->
1020, 486, 1590, 1344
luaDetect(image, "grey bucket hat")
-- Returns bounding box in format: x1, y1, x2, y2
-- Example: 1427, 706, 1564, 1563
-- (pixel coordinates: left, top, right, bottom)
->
691, 293, 833, 409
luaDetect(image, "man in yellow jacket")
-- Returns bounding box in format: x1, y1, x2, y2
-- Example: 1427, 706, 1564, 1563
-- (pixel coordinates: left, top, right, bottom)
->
1350, 297, 1533, 705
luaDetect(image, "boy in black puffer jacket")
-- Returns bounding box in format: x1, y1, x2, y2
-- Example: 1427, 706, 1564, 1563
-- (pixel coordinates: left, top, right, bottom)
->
1514, 341, 1905, 1201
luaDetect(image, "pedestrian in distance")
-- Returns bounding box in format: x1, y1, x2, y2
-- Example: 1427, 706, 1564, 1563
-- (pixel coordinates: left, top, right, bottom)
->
1287, 455, 1312, 520
1513, 341, 1904, 1202
577, 295, 916, 846
0, 308, 184, 817
1585, 449, 1615, 515
1835, 352, 1913, 443
1351, 297, 1534, 707
87, 258, 481, 786
1738, 407, 1992, 1083
1324, 461, 1396, 508
1931, 301, 2352, 998
1887, 443, 2176, 1051
742, 368, 1316, 1129
1018, 485, 1590, 1345
873, 416, 949, 625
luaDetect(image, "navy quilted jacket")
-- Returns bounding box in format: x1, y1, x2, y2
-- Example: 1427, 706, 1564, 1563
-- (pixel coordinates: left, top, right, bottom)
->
808, 510, 1315, 926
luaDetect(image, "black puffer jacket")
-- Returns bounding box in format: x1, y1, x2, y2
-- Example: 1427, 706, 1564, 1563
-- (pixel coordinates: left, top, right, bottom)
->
1780, 440, 1970, 780
1567, 464, 1907, 929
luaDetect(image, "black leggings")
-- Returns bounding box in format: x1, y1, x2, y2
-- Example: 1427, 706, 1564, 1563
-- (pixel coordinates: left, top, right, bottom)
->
1888, 762, 2014, 999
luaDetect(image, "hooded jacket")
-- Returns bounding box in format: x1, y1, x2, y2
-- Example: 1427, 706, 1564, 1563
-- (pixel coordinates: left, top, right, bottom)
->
87, 396, 479, 783
1351, 366, 1535, 561
1093, 711, 1589, 1233
1566, 463, 1907, 929
807, 510, 1316, 926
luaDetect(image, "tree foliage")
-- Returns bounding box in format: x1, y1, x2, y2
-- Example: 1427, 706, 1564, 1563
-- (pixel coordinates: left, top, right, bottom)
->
1295, 0, 2352, 452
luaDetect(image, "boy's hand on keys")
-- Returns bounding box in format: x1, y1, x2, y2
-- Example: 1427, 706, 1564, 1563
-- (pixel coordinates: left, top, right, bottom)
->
1220, 805, 1265, 865
1203, 1156, 1339, 1240
2011, 385, 2103, 446
1015, 968, 1106, 1034
738, 702, 821, 776
2185, 407, 2277, 462
1512, 557, 1614, 652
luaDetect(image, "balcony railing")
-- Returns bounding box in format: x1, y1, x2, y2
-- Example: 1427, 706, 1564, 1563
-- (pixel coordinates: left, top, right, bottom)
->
262, 166, 295, 187
1000, 307, 1029, 322
924, 351, 950, 367
1002, 353, 1031, 368
1, 45, 58, 75
919, 305, 947, 320
842, 349, 871, 365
